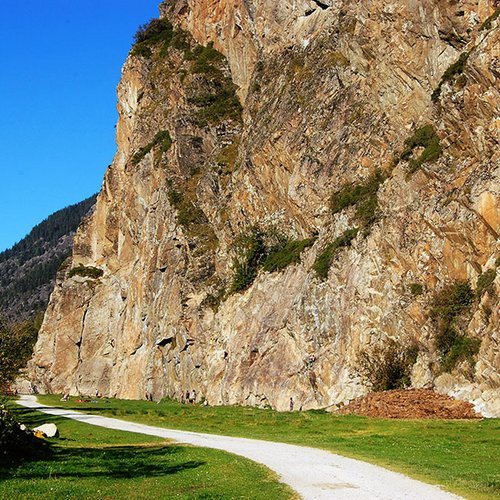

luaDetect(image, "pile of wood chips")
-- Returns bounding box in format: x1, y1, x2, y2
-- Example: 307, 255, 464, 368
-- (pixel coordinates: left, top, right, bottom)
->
334, 389, 481, 419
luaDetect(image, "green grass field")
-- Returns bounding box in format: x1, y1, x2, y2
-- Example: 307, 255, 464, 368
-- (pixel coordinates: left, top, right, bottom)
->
1, 403, 294, 499
35, 395, 500, 500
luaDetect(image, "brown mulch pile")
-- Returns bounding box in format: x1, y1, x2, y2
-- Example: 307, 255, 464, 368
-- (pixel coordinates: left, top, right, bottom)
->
334, 389, 481, 419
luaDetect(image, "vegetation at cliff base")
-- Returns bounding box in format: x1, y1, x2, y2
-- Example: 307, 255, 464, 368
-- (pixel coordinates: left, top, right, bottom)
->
38, 395, 500, 500
357, 339, 419, 391
399, 125, 442, 173
0, 315, 42, 390
1, 403, 291, 500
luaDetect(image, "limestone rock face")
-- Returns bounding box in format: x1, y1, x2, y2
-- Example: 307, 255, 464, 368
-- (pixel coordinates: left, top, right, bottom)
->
30, 0, 500, 415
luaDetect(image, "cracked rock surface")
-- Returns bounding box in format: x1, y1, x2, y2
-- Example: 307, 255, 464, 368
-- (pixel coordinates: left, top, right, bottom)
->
29, 0, 499, 415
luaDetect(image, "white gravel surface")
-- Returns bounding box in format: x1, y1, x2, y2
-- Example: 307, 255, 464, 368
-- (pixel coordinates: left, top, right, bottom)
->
17, 395, 462, 500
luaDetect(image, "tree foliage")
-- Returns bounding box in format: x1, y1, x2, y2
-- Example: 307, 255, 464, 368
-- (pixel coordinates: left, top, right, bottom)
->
0, 195, 96, 322
0, 195, 96, 266
0, 314, 42, 389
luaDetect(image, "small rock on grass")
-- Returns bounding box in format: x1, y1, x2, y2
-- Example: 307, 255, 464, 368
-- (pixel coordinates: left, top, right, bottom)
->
33, 423, 59, 438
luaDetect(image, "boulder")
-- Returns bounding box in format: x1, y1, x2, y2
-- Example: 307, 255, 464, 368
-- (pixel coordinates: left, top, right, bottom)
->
33, 423, 59, 438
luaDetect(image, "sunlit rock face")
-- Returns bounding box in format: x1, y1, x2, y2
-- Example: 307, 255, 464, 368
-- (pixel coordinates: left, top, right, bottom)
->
30, 0, 499, 416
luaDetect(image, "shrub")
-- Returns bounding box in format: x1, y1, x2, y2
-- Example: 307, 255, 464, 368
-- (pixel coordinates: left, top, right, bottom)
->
201, 287, 226, 311
229, 229, 267, 294
357, 340, 419, 392
409, 283, 424, 296
170, 30, 190, 51
263, 238, 316, 273
330, 170, 385, 228
188, 83, 242, 125
440, 334, 481, 374
185, 43, 242, 125
429, 281, 479, 372
132, 44, 152, 58
480, 7, 500, 31
313, 228, 358, 280
228, 228, 316, 293
189, 42, 224, 76
399, 125, 442, 173
131, 18, 174, 57
167, 188, 206, 227
177, 203, 206, 227
0, 402, 48, 465
430, 280, 473, 325
476, 269, 496, 297
216, 138, 241, 175
431, 52, 469, 102
68, 265, 104, 279
132, 130, 172, 166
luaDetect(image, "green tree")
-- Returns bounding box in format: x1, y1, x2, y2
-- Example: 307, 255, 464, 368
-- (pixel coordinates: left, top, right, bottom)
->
0, 314, 41, 390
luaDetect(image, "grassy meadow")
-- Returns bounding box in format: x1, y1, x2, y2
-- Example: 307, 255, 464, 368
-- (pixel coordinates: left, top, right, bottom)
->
33, 395, 500, 500
1, 403, 294, 499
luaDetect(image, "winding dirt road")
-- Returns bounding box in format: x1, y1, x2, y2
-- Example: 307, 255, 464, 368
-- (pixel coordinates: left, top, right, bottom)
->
17, 395, 462, 500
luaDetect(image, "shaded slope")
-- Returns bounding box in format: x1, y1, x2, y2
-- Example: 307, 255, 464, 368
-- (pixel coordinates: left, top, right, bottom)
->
0, 194, 97, 322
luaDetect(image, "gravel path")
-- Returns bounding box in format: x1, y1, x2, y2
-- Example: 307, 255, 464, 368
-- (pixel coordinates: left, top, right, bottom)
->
18, 395, 462, 500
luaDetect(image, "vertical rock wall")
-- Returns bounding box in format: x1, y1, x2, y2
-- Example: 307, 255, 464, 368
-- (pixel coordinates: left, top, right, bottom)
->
30, 0, 499, 415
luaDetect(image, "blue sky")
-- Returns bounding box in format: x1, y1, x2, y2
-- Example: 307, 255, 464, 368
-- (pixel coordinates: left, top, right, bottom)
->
0, 0, 160, 252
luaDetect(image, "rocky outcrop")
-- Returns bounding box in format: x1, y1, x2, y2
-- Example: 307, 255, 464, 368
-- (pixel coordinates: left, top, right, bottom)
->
30, 0, 500, 416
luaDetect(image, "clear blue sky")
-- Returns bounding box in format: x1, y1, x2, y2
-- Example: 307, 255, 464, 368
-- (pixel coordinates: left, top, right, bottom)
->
0, 0, 161, 252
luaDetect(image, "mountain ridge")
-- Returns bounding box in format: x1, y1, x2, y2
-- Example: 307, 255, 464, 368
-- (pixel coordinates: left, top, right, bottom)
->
0, 194, 97, 323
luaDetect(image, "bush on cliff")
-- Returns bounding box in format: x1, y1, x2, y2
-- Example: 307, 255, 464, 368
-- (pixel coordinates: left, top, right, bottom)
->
476, 268, 496, 297
431, 52, 469, 102
263, 238, 316, 273
68, 265, 103, 280
312, 228, 358, 280
230, 229, 267, 293
399, 125, 442, 173
132, 18, 174, 57
330, 170, 385, 229
429, 281, 480, 372
229, 228, 316, 293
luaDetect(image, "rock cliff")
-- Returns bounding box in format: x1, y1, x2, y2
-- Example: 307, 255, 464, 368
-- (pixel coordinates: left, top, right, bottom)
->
30, 0, 500, 416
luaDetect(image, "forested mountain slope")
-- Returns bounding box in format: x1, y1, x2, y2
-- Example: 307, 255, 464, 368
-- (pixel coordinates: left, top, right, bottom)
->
0, 195, 97, 322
